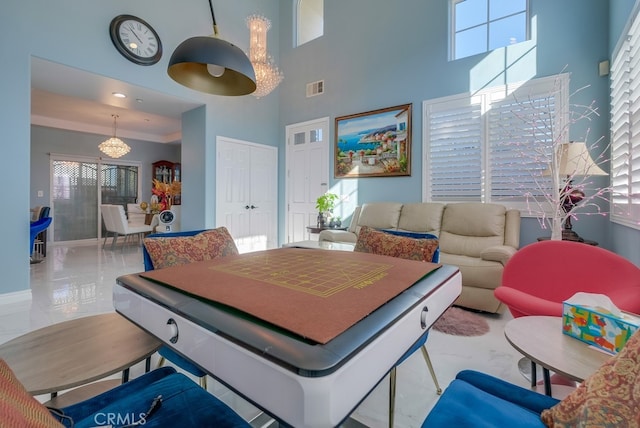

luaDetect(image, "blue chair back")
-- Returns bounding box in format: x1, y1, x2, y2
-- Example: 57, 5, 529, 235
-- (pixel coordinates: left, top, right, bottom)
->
30, 217, 52, 255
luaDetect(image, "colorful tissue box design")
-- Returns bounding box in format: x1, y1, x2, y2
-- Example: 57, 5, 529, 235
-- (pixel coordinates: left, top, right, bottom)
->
562, 302, 640, 354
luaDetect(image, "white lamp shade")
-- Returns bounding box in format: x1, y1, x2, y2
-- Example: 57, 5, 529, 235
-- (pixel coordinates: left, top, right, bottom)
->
544, 142, 607, 177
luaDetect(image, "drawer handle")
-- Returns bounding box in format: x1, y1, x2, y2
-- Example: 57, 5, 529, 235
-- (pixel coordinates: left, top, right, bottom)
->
167, 318, 179, 344
420, 306, 429, 329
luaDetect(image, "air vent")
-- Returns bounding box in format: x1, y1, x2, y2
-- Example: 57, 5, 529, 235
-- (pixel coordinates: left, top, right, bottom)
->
306, 80, 324, 97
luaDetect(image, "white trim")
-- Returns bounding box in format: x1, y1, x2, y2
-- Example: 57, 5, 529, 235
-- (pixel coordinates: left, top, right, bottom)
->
0, 289, 32, 305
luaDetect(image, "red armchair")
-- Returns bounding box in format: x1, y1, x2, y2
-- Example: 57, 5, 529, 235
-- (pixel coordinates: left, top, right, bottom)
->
495, 240, 640, 319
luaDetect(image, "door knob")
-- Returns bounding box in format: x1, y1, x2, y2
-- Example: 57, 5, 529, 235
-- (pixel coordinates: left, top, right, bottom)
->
250, 205, 258, 209
245, 205, 251, 209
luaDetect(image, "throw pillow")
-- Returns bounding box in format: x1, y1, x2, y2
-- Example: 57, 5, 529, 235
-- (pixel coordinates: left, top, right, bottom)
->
381, 229, 440, 263
143, 227, 239, 270
354, 226, 439, 263
540, 328, 640, 427
0, 359, 64, 427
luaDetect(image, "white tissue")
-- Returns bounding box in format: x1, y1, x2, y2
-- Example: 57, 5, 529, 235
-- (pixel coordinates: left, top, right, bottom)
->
564, 292, 622, 317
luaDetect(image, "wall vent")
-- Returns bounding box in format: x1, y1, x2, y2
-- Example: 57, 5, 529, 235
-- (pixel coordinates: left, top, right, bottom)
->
306, 80, 324, 97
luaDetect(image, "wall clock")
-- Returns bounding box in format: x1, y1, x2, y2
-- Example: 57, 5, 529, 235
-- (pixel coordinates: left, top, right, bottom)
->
109, 14, 162, 66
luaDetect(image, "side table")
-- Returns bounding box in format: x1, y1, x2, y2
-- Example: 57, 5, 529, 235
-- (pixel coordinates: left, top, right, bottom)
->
0, 312, 161, 398
306, 225, 347, 234
504, 316, 610, 396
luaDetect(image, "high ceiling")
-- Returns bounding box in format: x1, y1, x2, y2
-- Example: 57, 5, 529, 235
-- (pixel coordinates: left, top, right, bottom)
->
30, 57, 202, 144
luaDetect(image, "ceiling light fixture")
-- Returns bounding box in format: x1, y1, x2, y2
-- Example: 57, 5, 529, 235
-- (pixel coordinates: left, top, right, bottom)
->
112, 92, 127, 98
247, 14, 284, 98
99, 115, 131, 159
167, 0, 256, 96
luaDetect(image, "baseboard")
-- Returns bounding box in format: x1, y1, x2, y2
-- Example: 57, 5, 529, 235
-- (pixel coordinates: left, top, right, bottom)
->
0, 289, 32, 305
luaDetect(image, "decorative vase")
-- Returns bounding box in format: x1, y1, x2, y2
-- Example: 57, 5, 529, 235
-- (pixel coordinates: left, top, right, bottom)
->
317, 213, 326, 228
550, 217, 563, 241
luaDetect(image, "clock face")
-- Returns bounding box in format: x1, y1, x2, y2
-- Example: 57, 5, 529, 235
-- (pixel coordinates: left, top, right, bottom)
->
109, 15, 162, 65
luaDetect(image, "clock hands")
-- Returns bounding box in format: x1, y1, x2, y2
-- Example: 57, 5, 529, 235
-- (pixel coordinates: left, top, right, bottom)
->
127, 23, 144, 44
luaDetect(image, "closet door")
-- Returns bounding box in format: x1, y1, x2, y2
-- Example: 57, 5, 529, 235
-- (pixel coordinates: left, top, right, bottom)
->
216, 137, 278, 253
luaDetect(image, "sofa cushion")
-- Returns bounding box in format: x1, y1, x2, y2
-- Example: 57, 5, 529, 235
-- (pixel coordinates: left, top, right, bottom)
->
0, 359, 63, 427
355, 202, 403, 234
540, 329, 640, 427
397, 202, 444, 234
354, 226, 439, 262
440, 203, 507, 257
143, 227, 238, 270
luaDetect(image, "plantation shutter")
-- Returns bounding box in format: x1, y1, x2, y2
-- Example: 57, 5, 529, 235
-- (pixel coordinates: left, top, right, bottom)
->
611, 13, 640, 224
423, 75, 565, 207
487, 83, 558, 202
424, 94, 483, 202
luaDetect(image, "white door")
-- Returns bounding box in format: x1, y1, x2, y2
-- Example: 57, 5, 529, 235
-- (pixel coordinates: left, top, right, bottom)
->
216, 137, 278, 253
285, 117, 330, 243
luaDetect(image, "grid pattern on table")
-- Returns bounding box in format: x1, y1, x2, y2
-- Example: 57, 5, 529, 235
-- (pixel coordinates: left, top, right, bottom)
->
210, 251, 392, 298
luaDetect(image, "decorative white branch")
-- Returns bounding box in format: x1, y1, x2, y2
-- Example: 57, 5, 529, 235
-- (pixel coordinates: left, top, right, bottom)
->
496, 75, 612, 240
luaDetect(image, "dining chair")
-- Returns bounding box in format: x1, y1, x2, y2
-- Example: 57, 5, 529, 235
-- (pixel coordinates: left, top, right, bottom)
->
30, 217, 52, 264
353, 227, 442, 427
103, 205, 153, 250
142, 228, 239, 388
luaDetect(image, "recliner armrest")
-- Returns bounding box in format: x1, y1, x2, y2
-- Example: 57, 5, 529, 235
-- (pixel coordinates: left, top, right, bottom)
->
480, 245, 517, 265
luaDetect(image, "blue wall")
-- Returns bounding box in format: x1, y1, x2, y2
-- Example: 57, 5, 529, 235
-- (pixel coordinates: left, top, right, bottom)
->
2, 0, 280, 295
278, 0, 639, 262
2, 0, 639, 297
30, 125, 180, 210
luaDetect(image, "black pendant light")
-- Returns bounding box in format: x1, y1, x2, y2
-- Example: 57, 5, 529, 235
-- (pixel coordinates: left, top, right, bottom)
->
168, 0, 256, 96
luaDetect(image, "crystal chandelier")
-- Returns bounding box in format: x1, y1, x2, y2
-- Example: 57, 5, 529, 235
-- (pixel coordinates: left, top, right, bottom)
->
247, 14, 284, 98
99, 114, 131, 158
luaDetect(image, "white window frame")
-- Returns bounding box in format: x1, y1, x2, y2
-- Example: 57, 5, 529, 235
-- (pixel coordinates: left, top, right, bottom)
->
295, 0, 324, 47
422, 74, 569, 216
610, 5, 640, 230
450, 0, 530, 61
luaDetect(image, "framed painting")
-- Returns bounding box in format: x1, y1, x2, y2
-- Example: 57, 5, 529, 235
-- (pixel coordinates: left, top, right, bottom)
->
335, 103, 411, 178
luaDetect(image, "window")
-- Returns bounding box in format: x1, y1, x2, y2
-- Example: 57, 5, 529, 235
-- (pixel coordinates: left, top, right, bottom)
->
610, 11, 640, 228
451, 0, 529, 60
296, 0, 323, 46
423, 74, 568, 212
51, 155, 141, 242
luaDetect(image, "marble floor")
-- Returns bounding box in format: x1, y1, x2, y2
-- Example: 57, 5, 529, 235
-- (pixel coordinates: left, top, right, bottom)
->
3, 241, 537, 427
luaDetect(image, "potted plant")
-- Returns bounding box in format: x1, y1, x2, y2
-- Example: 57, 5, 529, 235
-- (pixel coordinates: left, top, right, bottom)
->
316, 193, 339, 227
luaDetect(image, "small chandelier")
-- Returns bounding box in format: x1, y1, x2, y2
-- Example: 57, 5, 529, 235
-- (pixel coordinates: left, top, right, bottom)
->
99, 115, 131, 158
247, 14, 284, 98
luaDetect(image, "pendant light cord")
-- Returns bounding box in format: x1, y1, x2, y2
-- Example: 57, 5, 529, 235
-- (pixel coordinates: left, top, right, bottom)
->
208, 0, 219, 36
112, 114, 119, 138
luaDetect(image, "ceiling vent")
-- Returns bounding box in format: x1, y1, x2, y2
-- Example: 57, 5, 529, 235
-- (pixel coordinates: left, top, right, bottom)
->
306, 80, 324, 97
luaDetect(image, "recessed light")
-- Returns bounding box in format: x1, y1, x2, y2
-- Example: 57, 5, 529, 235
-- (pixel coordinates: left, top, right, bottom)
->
112, 92, 127, 98
136, 98, 144, 103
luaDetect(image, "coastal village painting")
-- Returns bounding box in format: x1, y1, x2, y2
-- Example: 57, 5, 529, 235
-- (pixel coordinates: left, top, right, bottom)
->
335, 103, 411, 178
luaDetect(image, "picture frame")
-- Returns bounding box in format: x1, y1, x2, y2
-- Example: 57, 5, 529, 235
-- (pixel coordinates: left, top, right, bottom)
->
335, 103, 412, 178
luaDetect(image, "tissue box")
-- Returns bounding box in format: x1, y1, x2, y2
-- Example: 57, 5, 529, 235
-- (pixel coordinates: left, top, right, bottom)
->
562, 302, 640, 353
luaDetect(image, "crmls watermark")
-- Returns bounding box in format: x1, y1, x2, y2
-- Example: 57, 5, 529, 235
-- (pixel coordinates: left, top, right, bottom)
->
94, 412, 147, 426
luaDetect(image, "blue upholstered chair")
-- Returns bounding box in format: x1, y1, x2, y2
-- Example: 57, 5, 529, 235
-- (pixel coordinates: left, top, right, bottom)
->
30, 217, 52, 263
354, 228, 442, 427
142, 229, 225, 389
422, 370, 559, 427
385, 231, 442, 427
0, 360, 249, 428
